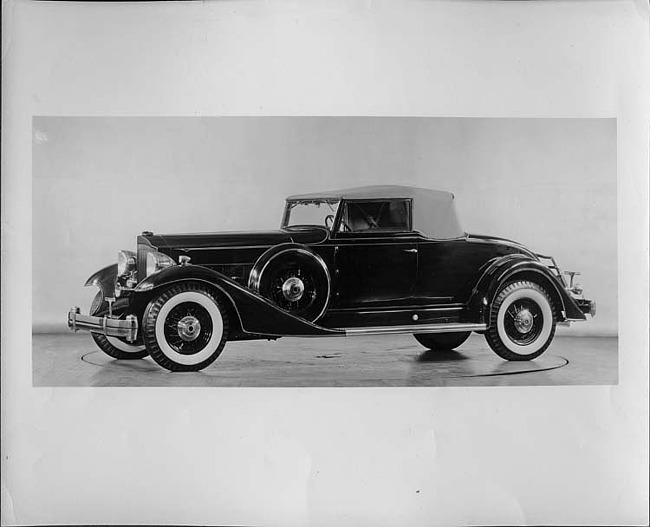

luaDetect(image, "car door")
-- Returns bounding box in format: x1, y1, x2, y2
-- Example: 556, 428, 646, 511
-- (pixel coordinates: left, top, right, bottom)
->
332, 199, 418, 308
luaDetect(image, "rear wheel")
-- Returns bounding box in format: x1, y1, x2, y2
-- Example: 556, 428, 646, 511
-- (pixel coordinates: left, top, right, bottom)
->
485, 280, 556, 361
414, 332, 470, 351
143, 282, 229, 372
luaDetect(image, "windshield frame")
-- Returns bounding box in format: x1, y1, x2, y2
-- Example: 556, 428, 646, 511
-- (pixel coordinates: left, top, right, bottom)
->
281, 198, 342, 230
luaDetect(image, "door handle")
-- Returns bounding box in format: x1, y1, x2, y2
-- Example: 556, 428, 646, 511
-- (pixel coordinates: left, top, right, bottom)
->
404, 248, 418, 253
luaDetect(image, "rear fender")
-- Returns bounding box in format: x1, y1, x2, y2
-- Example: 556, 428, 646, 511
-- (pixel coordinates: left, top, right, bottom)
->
468, 255, 585, 324
134, 264, 342, 337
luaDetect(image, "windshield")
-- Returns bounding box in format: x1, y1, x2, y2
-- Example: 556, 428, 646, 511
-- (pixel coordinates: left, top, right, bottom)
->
283, 199, 341, 229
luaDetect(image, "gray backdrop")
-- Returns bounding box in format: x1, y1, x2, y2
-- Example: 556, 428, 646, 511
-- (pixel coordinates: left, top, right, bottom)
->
33, 117, 616, 336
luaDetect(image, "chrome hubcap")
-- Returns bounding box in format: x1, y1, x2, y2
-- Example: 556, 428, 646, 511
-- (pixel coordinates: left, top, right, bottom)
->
514, 308, 534, 334
177, 315, 201, 342
281, 277, 305, 302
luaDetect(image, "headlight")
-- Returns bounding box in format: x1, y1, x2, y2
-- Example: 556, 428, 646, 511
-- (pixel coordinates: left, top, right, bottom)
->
146, 251, 176, 276
117, 250, 136, 277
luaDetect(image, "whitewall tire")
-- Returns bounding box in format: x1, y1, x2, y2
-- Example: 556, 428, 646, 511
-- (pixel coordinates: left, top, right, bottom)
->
143, 282, 229, 372
485, 280, 556, 361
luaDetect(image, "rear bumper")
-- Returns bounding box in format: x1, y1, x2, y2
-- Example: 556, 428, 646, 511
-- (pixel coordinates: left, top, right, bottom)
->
67, 307, 138, 342
574, 298, 596, 317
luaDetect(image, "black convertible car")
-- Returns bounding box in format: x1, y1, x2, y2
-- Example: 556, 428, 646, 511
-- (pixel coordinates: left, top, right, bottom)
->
68, 185, 595, 372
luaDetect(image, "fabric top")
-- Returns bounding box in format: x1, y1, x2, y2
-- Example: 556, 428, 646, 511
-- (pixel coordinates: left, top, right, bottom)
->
286, 185, 465, 239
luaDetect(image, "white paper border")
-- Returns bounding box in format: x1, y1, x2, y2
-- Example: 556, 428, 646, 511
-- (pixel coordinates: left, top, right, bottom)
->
2, 1, 648, 525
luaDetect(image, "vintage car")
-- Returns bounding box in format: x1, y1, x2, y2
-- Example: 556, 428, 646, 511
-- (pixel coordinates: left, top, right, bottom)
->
68, 185, 595, 372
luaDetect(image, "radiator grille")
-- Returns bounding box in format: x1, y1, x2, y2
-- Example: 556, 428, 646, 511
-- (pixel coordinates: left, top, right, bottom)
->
137, 243, 154, 283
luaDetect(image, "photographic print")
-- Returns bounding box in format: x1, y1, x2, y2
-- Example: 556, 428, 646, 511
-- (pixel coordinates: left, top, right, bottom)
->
4, 0, 647, 525
32, 116, 616, 387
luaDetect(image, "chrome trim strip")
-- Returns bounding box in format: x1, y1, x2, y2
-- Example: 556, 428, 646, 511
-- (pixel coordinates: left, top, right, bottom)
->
343, 322, 487, 336
179, 245, 275, 251
329, 304, 463, 314
321, 240, 422, 246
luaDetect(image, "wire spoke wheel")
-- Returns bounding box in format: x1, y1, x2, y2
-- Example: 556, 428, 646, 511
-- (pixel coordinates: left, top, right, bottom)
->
143, 282, 229, 372
268, 265, 317, 315
503, 298, 543, 346
162, 301, 214, 356
485, 280, 557, 361
252, 247, 330, 322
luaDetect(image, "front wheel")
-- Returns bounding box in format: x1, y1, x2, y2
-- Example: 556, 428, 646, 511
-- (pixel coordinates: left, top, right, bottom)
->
485, 280, 556, 361
89, 291, 147, 359
91, 334, 148, 360
143, 282, 229, 372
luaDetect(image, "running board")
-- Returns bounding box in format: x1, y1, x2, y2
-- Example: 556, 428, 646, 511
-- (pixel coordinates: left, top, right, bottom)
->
342, 322, 487, 337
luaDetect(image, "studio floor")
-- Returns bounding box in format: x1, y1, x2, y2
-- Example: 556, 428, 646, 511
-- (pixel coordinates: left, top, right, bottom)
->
32, 333, 617, 387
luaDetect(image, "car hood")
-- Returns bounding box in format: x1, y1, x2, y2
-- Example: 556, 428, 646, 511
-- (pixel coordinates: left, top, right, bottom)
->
142, 227, 329, 251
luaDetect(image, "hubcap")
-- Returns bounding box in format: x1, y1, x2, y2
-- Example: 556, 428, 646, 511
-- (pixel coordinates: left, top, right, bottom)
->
503, 298, 544, 346
282, 276, 305, 302
177, 315, 201, 342
514, 308, 534, 334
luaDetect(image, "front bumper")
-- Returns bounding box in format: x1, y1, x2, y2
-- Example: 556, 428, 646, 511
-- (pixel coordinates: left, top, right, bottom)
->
67, 307, 138, 342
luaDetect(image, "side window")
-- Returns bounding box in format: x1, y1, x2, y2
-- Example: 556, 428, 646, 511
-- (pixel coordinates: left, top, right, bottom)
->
339, 199, 411, 233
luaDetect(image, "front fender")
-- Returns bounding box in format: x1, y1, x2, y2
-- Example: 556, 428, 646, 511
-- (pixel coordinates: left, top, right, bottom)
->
134, 264, 342, 338
468, 255, 585, 323
84, 264, 117, 297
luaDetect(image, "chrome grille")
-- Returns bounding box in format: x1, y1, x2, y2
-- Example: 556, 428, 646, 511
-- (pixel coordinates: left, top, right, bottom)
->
137, 243, 154, 282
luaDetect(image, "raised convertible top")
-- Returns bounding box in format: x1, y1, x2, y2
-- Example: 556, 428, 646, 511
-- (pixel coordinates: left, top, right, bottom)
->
286, 185, 465, 240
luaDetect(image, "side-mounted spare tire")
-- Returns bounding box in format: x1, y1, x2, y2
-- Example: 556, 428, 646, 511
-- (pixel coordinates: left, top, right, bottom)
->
248, 244, 331, 322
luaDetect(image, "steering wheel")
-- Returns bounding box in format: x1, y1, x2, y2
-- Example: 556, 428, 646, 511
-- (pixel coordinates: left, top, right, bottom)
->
325, 214, 352, 232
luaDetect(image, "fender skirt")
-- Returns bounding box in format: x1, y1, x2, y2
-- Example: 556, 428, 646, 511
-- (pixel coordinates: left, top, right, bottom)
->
469, 254, 586, 323
134, 264, 343, 338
